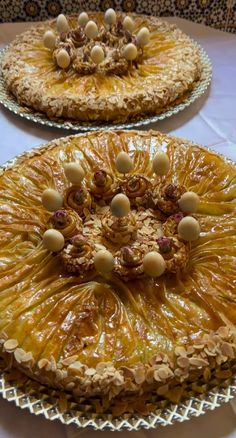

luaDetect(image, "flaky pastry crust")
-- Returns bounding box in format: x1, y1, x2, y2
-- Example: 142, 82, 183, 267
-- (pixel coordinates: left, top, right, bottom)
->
0, 130, 236, 413
1, 13, 202, 123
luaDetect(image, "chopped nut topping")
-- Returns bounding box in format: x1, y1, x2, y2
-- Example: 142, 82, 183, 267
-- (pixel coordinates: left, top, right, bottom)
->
61, 355, 79, 366
175, 346, 187, 357
154, 365, 173, 381
38, 358, 50, 369
3, 339, 18, 352
177, 356, 189, 368
14, 348, 27, 363
85, 368, 96, 376
68, 361, 83, 371
189, 357, 209, 367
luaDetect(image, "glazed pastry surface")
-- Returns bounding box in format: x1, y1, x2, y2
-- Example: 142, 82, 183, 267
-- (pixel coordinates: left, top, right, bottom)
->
1, 13, 202, 122
0, 130, 236, 402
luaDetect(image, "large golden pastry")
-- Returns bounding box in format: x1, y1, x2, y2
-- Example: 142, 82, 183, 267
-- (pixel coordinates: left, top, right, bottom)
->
0, 130, 236, 415
1, 10, 202, 123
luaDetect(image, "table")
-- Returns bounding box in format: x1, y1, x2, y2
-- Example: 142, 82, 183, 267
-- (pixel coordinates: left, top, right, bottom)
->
0, 17, 236, 438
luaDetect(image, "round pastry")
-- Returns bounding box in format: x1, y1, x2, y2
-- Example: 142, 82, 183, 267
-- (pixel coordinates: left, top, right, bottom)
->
1, 11, 202, 123
0, 130, 236, 416
153, 182, 186, 215
89, 169, 119, 202
48, 208, 82, 239
61, 235, 96, 279
121, 174, 151, 207
64, 185, 92, 218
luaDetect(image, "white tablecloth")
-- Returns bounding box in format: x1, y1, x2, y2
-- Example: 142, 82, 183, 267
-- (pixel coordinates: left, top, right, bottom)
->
0, 18, 236, 438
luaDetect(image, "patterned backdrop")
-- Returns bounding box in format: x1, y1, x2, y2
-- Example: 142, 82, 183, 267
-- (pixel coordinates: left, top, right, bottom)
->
0, 0, 235, 32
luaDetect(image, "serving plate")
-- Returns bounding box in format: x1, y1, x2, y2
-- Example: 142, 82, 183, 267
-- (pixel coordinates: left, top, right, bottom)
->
0, 360, 235, 431
0, 134, 235, 431
0, 43, 212, 132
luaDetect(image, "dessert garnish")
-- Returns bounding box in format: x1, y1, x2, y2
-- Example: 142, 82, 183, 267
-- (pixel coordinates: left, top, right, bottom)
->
94, 249, 115, 274
143, 251, 166, 277
123, 43, 138, 61
74, 188, 86, 204
42, 188, 63, 212
157, 236, 172, 253
56, 49, 70, 69
174, 212, 184, 222
42, 10, 150, 75
114, 245, 144, 280
123, 16, 135, 33
85, 21, 99, 39
111, 193, 130, 217
164, 183, 180, 200
152, 152, 170, 177
90, 45, 105, 64
178, 216, 201, 241
64, 162, 85, 184
154, 182, 186, 215
115, 151, 134, 175
136, 27, 150, 47
52, 209, 68, 227
121, 174, 151, 206
42, 229, 65, 252
102, 194, 137, 244
162, 212, 184, 235
64, 185, 92, 215
178, 191, 200, 214
93, 170, 107, 187
41, 154, 200, 279
50, 208, 82, 238
90, 169, 119, 201
104, 8, 117, 26
120, 246, 141, 266
61, 235, 96, 276
43, 30, 56, 50
57, 14, 69, 33
78, 12, 89, 27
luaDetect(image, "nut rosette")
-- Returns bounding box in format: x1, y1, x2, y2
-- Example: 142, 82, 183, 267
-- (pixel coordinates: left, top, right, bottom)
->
64, 186, 92, 218
61, 235, 96, 277
102, 210, 137, 245
162, 212, 185, 236
68, 27, 86, 48
157, 236, 189, 273
49, 208, 82, 239
153, 183, 186, 215
121, 174, 151, 207
53, 39, 76, 63
114, 246, 144, 281
89, 170, 119, 202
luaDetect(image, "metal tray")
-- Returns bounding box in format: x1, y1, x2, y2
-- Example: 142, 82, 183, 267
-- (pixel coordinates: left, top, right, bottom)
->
0, 362, 235, 431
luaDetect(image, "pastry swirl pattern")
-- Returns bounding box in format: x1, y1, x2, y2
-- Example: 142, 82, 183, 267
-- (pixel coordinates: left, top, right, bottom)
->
0, 131, 236, 412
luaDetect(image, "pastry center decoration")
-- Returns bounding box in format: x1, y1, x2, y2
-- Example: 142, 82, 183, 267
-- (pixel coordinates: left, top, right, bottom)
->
41, 150, 201, 282
43, 9, 150, 75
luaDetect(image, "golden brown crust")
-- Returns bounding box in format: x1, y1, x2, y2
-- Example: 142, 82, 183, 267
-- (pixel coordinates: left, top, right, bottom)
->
0, 130, 236, 408
1, 13, 202, 123
49, 208, 82, 239
101, 210, 137, 245
64, 185, 92, 217
88, 170, 119, 202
